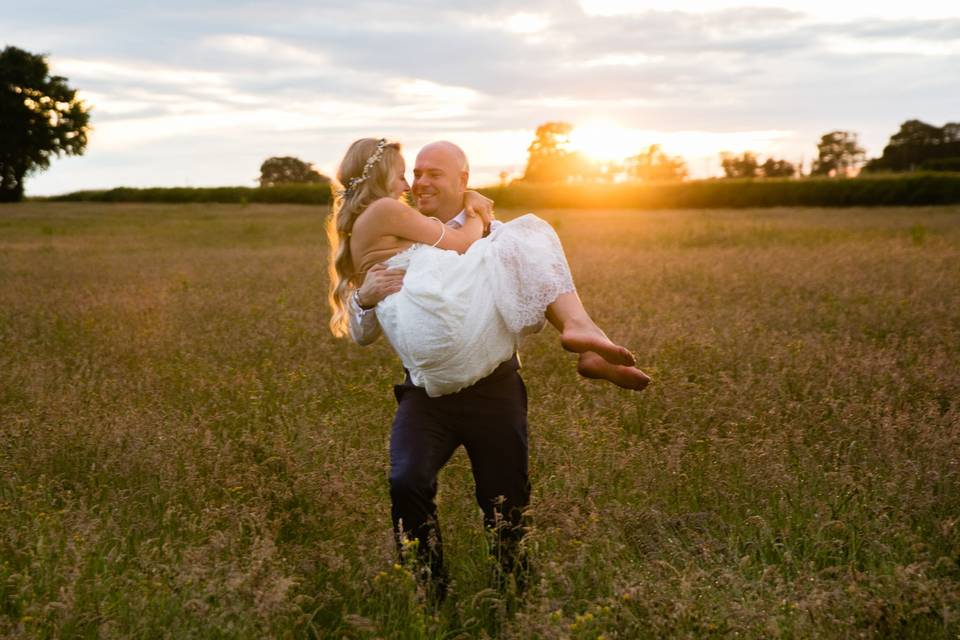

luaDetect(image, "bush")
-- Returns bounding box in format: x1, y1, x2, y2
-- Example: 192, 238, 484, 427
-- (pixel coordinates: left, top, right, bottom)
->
46, 184, 332, 205
40, 174, 960, 209
480, 174, 960, 209
921, 158, 960, 172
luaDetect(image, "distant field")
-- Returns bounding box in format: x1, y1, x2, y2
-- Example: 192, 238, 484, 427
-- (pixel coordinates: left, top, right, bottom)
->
1, 203, 959, 638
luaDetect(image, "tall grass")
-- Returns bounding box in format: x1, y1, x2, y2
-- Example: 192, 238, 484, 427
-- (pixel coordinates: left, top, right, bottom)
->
1, 203, 959, 637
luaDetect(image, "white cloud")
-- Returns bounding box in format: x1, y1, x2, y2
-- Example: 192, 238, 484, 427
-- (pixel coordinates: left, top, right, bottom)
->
823, 35, 960, 56
389, 79, 483, 119
74, 90, 152, 116
52, 58, 229, 88
579, 53, 666, 67
579, 0, 960, 20
506, 13, 551, 34
16, 1, 960, 194
202, 34, 329, 67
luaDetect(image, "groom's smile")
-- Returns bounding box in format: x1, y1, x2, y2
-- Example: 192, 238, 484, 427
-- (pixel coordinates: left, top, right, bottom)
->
412, 141, 470, 220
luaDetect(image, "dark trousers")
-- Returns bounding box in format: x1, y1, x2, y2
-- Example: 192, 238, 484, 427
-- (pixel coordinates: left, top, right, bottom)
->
389, 354, 530, 586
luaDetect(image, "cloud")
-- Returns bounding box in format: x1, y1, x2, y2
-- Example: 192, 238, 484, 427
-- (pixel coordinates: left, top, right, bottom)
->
9, 0, 960, 193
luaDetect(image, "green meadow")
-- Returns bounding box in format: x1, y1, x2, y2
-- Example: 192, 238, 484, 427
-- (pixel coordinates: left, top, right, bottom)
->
1, 202, 958, 638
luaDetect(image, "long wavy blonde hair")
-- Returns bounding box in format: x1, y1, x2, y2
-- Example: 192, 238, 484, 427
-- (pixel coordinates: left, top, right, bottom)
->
326, 138, 403, 337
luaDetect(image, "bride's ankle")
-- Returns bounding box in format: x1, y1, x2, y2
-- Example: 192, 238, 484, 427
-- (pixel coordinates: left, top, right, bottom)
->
560, 315, 600, 335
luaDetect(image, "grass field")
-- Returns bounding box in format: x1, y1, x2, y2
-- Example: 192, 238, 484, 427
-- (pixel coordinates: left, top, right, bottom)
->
1, 203, 959, 638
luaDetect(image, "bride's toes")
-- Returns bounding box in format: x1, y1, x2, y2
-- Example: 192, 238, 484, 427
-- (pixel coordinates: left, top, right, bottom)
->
593, 342, 635, 367
577, 352, 650, 391
561, 329, 634, 366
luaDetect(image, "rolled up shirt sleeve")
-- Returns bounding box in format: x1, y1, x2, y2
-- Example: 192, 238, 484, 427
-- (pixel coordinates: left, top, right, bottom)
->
347, 289, 382, 345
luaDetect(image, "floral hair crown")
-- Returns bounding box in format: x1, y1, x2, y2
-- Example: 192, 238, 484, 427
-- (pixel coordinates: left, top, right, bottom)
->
335, 138, 389, 199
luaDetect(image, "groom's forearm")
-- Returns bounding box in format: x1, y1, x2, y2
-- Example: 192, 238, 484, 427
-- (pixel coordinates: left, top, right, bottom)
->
347, 292, 382, 345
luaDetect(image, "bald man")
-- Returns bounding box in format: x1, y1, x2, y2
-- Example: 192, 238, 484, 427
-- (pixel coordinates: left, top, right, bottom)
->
348, 141, 527, 598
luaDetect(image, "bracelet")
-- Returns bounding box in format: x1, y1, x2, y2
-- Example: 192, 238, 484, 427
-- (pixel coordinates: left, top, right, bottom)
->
353, 287, 374, 312
429, 216, 445, 247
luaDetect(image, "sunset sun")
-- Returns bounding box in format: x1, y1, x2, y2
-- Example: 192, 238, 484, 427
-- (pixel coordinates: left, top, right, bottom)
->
569, 120, 645, 162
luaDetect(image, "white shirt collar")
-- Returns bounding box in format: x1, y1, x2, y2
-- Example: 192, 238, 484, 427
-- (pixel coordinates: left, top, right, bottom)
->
449, 209, 468, 228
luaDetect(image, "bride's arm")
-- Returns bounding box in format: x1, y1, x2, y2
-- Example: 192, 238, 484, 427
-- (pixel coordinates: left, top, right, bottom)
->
366, 198, 483, 253
464, 190, 495, 232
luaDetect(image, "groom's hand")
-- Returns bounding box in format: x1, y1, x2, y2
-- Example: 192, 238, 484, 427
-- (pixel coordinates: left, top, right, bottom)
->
357, 263, 405, 308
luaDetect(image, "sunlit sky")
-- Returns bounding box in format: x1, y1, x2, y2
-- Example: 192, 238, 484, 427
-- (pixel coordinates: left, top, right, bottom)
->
5, 0, 959, 194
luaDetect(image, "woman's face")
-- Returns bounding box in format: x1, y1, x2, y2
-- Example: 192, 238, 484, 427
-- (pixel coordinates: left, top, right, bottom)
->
389, 157, 411, 199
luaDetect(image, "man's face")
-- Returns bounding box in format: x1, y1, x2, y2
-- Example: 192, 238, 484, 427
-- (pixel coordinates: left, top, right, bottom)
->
412, 146, 466, 217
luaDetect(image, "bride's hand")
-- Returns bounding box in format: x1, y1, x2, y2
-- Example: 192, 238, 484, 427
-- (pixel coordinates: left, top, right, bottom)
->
463, 190, 495, 233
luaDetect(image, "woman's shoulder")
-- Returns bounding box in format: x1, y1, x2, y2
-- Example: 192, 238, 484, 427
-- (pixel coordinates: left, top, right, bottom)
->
355, 197, 418, 234
364, 197, 410, 217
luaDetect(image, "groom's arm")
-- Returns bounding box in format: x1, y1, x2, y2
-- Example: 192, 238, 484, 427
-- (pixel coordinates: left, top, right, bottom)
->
348, 263, 405, 345
347, 290, 382, 345
347, 205, 499, 345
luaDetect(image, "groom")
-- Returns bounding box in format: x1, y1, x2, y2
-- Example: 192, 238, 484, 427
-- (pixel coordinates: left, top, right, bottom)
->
348, 141, 528, 596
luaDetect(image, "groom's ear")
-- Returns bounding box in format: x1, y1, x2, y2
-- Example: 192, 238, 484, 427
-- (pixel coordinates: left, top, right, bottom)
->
459, 170, 469, 191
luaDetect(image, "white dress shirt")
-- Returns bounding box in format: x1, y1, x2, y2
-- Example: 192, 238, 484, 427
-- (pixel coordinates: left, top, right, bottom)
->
347, 210, 503, 345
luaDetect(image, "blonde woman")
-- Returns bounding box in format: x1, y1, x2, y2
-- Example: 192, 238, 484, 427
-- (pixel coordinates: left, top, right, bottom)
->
327, 138, 650, 396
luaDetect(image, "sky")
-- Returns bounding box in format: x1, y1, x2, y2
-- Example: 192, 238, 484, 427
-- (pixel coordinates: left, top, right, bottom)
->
4, 0, 960, 195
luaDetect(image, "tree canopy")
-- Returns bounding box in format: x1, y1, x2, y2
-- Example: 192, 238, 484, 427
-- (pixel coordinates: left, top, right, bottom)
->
864, 119, 960, 172
624, 144, 688, 182
521, 122, 591, 183
0, 46, 90, 202
760, 158, 796, 178
258, 156, 330, 187
811, 131, 865, 177
720, 152, 759, 179
719, 153, 796, 179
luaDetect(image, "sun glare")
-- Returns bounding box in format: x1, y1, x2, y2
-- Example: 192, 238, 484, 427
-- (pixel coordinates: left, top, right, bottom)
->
569, 121, 646, 162
562, 122, 800, 178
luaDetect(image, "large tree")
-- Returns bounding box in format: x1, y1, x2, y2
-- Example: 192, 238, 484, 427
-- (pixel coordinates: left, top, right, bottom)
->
811, 131, 865, 177
864, 119, 960, 172
522, 122, 590, 183
258, 156, 329, 187
624, 144, 688, 182
0, 46, 90, 202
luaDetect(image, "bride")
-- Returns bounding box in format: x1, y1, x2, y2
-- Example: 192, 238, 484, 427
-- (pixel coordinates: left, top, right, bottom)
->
326, 137, 650, 396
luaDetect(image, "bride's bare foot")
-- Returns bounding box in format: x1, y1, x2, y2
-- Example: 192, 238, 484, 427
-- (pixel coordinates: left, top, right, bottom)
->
577, 352, 650, 391
560, 319, 635, 366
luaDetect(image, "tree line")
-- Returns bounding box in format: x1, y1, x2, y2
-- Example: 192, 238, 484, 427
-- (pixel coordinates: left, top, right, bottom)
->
518, 122, 960, 184
2, 45, 958, 202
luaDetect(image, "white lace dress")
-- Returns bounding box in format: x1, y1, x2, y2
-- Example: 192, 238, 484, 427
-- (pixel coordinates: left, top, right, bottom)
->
376, 213, 575, 397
